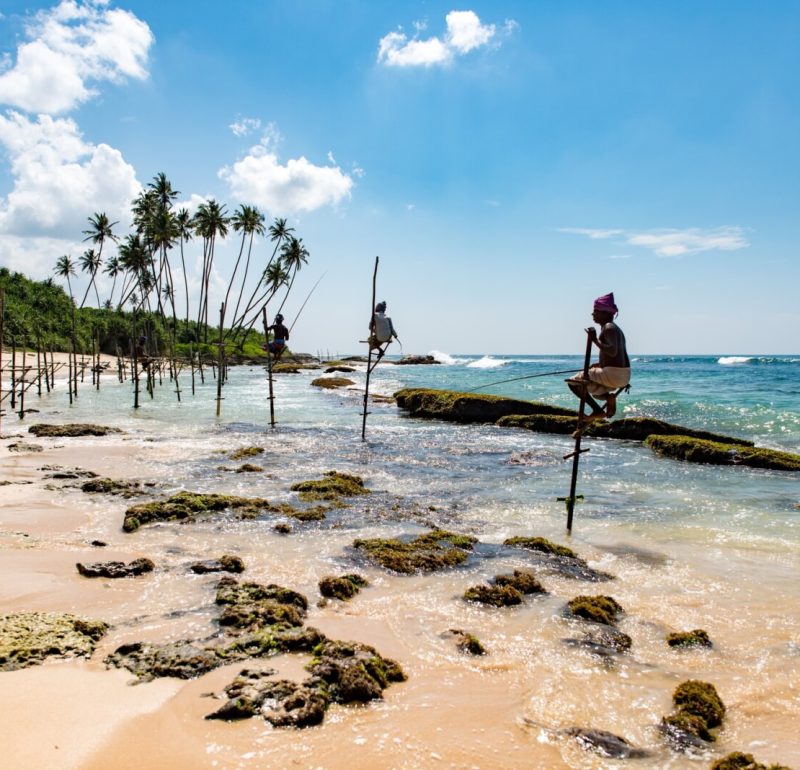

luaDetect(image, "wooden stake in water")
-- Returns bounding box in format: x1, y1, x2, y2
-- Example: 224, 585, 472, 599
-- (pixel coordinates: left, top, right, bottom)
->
262, 307, 276, 428
560, 331, 593, 534
361, 256, 379, 441
0, 289, 4, 433
215, 302, 225, 416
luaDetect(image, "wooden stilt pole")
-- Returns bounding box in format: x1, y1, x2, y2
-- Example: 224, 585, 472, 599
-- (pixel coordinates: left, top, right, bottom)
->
0, 289, 4, 433
10, 336, 16, 410
262, 307, 276, 428
18, 336, 27, 418
215, 303, 224, 417
560, 332, 594, 534
36, 331, 42, 396
361, 256, 379, 441
132, 313, 140, 409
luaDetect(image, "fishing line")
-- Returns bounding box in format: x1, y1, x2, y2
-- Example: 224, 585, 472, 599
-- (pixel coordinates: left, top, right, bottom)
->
463, 368, 585, 393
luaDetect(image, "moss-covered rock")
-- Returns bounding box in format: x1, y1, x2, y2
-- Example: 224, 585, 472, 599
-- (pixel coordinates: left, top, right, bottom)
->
28, 423, 122, 437
325, 365, 356, 374
215, 577, 307, 631
394, 388, 576, 424
319, 574, 369, 600
646, 435, 800, 472
464, 583, 523, 607
494, 569, 548, 595
667, 629, 712, 648
585, 417, 754, 445
190, 555, 245, 574
448, 629, 486, 656
80, 478, 147, 497
105, 640, 221, 681
290, 471, 369, 501
673, 680, 725, 728
504, 536, 613, 582
354, 529, 477, 574
76, 557, 155, 578
311, 377, 355, 389
563, 627, 632, 657
274, 522, 292, 534
232, 463, 262, 473
307, 639, 406, 704
660, 711, 716, 748
566, 595, 624, 626
497, 414, 578, 434
711, 751, 794, 770
228, 446, 264, 460
122, 491, 293, 532
0, 612, 109, 671
273, 362, 321, 373
206, 669, 328, 727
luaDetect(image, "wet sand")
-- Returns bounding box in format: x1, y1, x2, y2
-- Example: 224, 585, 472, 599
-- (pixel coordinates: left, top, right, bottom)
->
1, 379, 799, 770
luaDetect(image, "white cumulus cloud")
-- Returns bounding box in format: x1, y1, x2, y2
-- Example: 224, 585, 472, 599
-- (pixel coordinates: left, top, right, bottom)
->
0, 0, 153, 114
0, 111, 140, 239
229, 117, 262, 137
378, 10, 503, 68
219, 136, 354, 215
560, 226, 749, 257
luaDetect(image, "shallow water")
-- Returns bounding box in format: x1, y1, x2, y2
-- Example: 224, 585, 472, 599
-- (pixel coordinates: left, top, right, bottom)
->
1, 353, 799, 769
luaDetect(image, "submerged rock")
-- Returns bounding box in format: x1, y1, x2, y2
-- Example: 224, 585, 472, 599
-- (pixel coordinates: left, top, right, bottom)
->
464, 583, 523, 607
290, 471, 369, 501
565, 727, 652, 759
394, 388, 576, 424
711, 751, 794, 770
354, 529, 477, 574
660, 679, 726, 751
29, 423, 122, 437
215, 577, 308, 631
307, 639, 406, 704
311, 377, 354, 389
228, 446, 264, 460
190, 555, 245, 574
122, 491, 294, 532
325, 365, 356, 373
81, 477, 147, 497
206, 669, 328, 727
76, 557, 155, 578
318, 574, 369, 600
504, 536, 614, 582
646, 435, 800, 472
494, 568, 548, 595
446, 629, 487, 656
7, 441, 44, 453
563, 627, 632, 657
667, 629, 712, 648
0, 612, 108, 671
232, 463, 263, 473
565, 595, 624, 626
585, 417, 754, 445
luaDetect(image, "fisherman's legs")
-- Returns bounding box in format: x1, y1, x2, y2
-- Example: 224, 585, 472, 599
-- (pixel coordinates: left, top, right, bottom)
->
566, 374, 608, 417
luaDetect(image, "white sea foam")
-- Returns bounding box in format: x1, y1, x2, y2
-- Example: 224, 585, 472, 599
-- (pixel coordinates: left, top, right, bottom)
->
718, 356, 753, 365
466, 356, 507, 369
427, 350, 468, 365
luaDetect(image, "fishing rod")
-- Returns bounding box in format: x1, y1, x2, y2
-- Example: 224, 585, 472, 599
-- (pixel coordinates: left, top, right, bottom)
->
464, 368, 580, 393
289, 272, 326, 334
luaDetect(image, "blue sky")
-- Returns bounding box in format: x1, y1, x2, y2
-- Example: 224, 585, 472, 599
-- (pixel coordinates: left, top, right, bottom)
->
0, 0, 798, 355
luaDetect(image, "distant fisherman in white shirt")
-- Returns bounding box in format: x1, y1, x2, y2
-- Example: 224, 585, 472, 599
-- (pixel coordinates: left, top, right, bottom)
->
368, 301, 398, 360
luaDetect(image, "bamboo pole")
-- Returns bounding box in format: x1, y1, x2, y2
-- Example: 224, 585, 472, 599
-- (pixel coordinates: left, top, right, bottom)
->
215, 303, 224, 416
132, 313, 140, 409
18, 337, 26, 419
561, 332, 593, 534
36, 331, 42, 396
10, 336, 16, 410
262, 307, 276, 428
361, 256, 379, 441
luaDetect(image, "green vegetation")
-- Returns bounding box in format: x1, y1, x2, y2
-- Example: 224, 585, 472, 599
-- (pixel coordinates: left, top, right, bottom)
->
464, 583, 524, 607
660, 679, 727, 750
0, 612, 108, 671
354, 529, 478, 574
667, 629, 712, 648
290, 471, 370, 501
452, 630, 486, 656
566, 595, 624, 626
319, 574, 369, 600
497, 414, 578, 433
711, 752, 794, 770
645, 435, 800, 471
494, 569, 547, 594
504, 536, 577, 559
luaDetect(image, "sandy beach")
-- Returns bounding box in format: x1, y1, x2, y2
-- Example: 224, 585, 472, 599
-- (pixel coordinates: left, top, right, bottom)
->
1, 359, 798, 770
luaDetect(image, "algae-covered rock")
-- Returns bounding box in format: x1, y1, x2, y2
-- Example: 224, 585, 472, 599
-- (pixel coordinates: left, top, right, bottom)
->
233, 463, 263, 473
464, 583, 523, 607
563, 627, 632, 657
8, 441, 44, 453
493, 569, 548, 595
228, 446, 264, 460
667, 629, 712, 648
0, 612, 109, 671
585, 417, 754, 445
311, 377, 354, 389
566, 595, 624, 626
565, 727, 652, 759
711, 752, 795, 770
290, 471, 369, 501
190, 555, 245, 574
646, 435, 800, 472
76, 557, 154, 578
274, 522, 292, 534
319, 574, 369, 600
122, 491, 290, 532
273, 362, 321, 373
354, 529, 478, 574
396, 355, 440, 365
106, 640, 221, 681
29, 423, 122, 437
497, 414, 578, 434
447, 629, 486, 656
206, 669, 328, 727
325, 366, 356, 374
81, 478, 146, 497
660, 711, 715, 748
215, 577, 308, 631
394, 388, 576, 424
307, 639, 406, 704
504, 536, 614, 582
673, 680, 726, 728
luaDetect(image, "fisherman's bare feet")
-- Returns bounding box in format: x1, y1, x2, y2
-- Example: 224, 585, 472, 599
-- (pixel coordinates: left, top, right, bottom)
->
605, 394, 617, 418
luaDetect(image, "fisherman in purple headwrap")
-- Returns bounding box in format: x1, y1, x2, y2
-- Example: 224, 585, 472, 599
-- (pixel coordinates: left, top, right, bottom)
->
566, 292, 631, 419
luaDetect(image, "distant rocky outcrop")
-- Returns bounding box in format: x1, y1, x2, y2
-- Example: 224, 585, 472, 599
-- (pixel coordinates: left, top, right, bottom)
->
395, 355, 441, 366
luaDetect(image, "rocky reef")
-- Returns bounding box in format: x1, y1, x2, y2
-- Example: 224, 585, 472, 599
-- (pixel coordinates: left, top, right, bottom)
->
660, 679, 726, 750
80, 477, 148, 497
28, 423, 122, 437
318, 574, 369, 600
565, 595, 624, 626
504, 536, 614, 581
290, 471, 370, 501
311, 377, 355, 389
354, 529, 477, 574
0, 611, 108, 671
646, 435, 800, 471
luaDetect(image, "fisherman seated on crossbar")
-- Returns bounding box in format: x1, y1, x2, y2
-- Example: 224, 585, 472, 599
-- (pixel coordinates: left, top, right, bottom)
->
566, 292, 631, 420
263, 314, 289, 360
368, 301, 398, 360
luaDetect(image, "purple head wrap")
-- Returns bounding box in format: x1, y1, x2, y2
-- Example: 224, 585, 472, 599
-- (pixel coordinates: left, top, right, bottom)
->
593, 292, 618, 315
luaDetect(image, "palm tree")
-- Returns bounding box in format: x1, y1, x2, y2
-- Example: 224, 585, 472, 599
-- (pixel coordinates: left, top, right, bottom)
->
78, 248, 103, 308
175, 208, 193, 331
103, 255, 122, 307
192, 199, 229, 341
276, 236, 309, 315
149, 172, 179, 210
54, 255, 76, 302
225, 204, 265, 337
